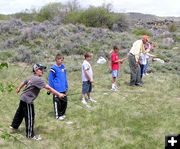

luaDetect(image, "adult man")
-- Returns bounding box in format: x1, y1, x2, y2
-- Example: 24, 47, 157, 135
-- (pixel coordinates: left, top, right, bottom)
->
128, 35, 149, 86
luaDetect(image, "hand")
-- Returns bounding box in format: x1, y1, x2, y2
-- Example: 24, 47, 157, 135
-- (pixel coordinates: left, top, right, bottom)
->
16, 88, 20, 94
90, 78, 93, 83
135, 61, 139, 68
47, 91, 51, 95
58, 93, 65, 98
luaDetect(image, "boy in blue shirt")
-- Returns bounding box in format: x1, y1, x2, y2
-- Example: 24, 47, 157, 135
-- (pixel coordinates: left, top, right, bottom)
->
48, 54, 68, 120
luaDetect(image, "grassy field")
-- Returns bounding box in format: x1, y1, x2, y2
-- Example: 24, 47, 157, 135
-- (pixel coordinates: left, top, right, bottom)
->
0, 56, 180, 149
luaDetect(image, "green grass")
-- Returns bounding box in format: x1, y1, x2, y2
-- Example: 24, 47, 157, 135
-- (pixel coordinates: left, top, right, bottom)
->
0, 57, 180, 149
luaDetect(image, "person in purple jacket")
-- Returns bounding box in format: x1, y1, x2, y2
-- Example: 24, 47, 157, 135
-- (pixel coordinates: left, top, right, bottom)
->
48, 54, 68, 120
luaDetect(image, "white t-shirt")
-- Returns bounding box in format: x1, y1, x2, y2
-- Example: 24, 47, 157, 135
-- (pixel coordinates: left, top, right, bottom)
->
81, 60, 93, 82
140, 53, 149, 65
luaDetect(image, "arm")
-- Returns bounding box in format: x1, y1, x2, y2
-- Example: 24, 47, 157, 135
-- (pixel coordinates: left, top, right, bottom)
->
44, 84, 65, 98
84, 69, 93, 82
146, 53, 156, 57
65, 70, 68, 94
48, 68, 55, 88
16, 81, 27, 94
119, 57, 127, 64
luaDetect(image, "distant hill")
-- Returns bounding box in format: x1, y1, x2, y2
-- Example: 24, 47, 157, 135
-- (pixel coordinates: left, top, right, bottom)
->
125, 12, 180, 22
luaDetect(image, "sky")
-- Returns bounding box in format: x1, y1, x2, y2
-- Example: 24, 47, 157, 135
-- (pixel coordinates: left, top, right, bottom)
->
0, 0, 179, 17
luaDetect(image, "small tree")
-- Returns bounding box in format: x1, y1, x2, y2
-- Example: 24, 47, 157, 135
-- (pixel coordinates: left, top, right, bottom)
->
35, 2, 66, 22
168, 23, 177, 32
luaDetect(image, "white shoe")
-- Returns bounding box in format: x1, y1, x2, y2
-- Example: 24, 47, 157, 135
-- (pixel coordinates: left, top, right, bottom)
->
30, 135, 42, 141
111, 88, 117, 91
85, 104, 91, 108
115, 85, 119, 89
62, 115, 66, 118
81, 99, 88, 105
88, 98, 97, 103
58, 116, 65, 121
145, 73, 149, 75
9, 126, 18, 133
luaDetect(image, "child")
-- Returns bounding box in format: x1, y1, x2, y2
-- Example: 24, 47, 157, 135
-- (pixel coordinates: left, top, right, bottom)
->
139, 53, 149, 78
111, 45, 126, 91
81, 52, 96, 106
10, 64, 65, 140
48, 54, 68, 120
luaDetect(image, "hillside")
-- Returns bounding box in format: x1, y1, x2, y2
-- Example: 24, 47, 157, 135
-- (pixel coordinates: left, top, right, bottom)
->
0, 11, 180, 149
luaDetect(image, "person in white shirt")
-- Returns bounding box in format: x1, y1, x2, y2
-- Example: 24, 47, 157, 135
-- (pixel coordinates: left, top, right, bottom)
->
81, 52, 96, 106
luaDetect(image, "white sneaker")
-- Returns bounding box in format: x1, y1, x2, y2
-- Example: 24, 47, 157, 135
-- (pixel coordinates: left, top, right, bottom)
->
31, 135, 42, 141
81, 98, 88, 105
88, 98, 97, 103
62, 115, 66, 118
9, 126, 18, 133
111, 88, 117, 91
115, 85, 119, 89
145, 73, 149, 75
58, 116, 65, 121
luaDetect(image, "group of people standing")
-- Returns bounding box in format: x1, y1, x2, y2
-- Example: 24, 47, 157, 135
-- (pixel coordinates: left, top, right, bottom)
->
109, 35, 155, 91
9, 35, 155, 140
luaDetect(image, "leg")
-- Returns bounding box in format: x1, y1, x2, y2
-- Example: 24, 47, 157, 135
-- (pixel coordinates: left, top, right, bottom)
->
53, 95, 61, 119
140, 64, 144, 78
11, 100, 25, 129
128, 55, 137, 86
24, 103, 35, 138
135, 64, 142, 84
59, 95, 67, 116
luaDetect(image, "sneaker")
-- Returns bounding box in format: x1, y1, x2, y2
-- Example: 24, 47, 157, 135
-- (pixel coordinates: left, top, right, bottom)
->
88, 98, 97, 103
30, 135, 42, 141
9, 126, 18, 133
135, 83, 143, 87
62, 115, 66, 119
85, 104, 91, 108
58, 116, 65, 121
81, 98, 88, 105
111, 88, 117, 91
145, 73, 149, 76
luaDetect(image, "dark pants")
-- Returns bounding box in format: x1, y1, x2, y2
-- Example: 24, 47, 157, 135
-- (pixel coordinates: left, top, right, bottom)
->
11, 100, 35, 138
144, 61, 149, 73
128, 54, 141, 85
53, 94, 67, 119
140, 64, 145, 78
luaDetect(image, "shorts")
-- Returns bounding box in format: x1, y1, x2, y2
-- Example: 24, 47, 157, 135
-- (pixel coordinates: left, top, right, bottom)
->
82, 81, 92, 94
112, 70, 120, 78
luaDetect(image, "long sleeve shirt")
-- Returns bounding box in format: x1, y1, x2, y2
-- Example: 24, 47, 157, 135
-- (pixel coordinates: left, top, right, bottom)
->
48, 64, 68, 93
129, 40, 147, 62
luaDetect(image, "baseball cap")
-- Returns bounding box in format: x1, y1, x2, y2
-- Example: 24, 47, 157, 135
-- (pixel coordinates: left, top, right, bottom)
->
33, 64, 46, 72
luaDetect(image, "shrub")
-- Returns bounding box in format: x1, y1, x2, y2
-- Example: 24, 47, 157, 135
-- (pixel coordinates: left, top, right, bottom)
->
168, 23, 177, 32
65, 6, 126, 30
132, 28, 152, 36
0, 51, 14, 61
13, 11, 36, 22
35, 2, 66, 22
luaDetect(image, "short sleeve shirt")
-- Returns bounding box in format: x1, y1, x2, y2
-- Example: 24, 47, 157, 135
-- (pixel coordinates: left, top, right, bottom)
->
81, 60, 93, 82
111, 51, 119, 70
20, 75, 46, 103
